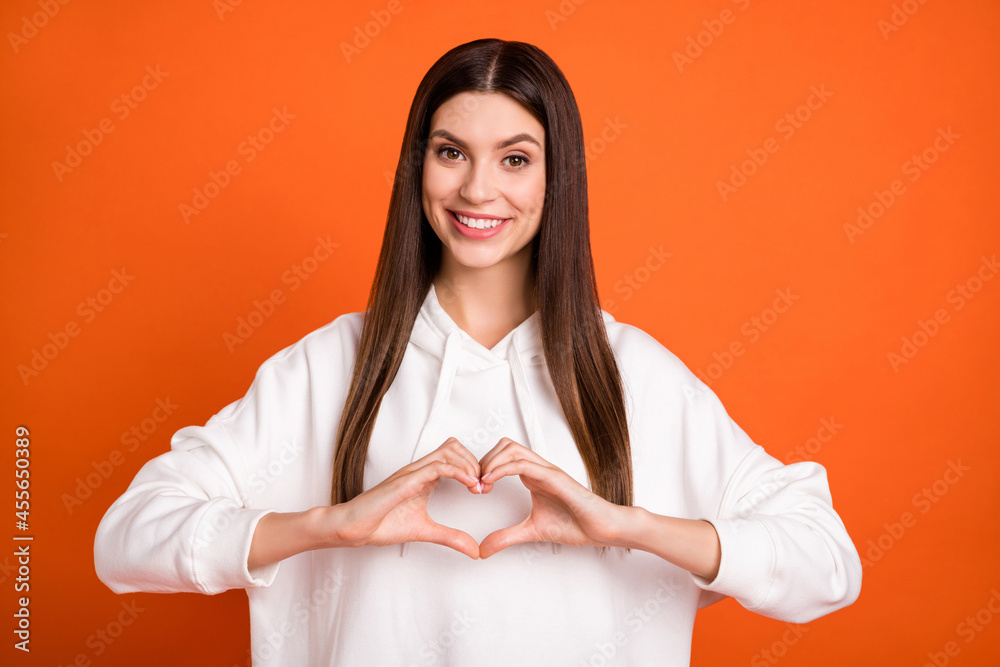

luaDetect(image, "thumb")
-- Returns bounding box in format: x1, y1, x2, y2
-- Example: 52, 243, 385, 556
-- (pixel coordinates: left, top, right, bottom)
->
420, 520, 481, 560
479, 519, 537, 559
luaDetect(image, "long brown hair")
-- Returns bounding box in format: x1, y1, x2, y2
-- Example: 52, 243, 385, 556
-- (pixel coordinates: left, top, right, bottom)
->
331, 39, 633, 508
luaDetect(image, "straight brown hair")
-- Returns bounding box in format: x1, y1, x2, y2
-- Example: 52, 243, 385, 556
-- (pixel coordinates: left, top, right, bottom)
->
331, 38, 633, 508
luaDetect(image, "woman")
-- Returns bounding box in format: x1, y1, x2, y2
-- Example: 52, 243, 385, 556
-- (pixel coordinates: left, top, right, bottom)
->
95, 38, 862, 665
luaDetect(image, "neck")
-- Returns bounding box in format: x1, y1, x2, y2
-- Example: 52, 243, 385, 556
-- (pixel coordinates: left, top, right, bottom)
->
433, 248, 537, 348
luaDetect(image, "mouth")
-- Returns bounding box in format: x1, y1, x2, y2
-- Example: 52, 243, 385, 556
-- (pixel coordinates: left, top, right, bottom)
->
446, 209, 512, 239
448, 210, 512, 230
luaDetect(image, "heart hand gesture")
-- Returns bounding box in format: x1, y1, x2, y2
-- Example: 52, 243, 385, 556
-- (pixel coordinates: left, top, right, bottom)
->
476, 438, 633, 558
327, 438, 484, 559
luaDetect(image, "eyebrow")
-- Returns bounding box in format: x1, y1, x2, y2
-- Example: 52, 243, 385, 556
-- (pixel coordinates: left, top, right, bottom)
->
427, 129, 541, 151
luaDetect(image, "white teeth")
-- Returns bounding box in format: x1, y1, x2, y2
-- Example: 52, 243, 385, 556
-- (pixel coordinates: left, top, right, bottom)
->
455, 212, 506, 229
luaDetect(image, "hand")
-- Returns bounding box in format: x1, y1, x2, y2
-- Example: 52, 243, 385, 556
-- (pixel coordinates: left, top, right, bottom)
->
250, 436, 718, 577
327, 438, 484, 559
476, 438, 633, 558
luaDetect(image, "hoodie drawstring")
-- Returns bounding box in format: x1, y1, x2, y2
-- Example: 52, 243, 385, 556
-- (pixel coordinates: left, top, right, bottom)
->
401, 329, 464, 557
507, 337, 547, 460
406, 330, 464, 465
399, 297, 562, 557
508, 338, 560, 555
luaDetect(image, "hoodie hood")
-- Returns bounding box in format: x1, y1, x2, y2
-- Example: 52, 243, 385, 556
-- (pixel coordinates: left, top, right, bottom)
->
407, 282, 547, 464
398, 282, 615, 557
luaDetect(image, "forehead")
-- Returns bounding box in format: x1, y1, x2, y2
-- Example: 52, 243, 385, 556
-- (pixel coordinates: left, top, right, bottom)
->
429, 92, 544, 140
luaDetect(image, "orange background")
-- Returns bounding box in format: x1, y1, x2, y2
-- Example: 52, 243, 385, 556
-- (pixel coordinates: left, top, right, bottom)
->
2, 0, 999, 665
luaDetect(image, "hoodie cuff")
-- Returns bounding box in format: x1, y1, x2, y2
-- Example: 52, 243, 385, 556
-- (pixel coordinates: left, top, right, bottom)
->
688, 516, 776, 609
192, 502, 282, 594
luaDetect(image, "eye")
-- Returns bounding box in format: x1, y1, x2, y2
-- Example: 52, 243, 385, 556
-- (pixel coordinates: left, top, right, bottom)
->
503, 154, 530, 169
438, 146, 463, 161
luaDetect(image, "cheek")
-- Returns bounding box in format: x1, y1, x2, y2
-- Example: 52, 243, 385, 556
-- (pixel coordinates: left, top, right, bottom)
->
510, 175, 546, 218
423, 161, 461, 200
421, 162, 436, 199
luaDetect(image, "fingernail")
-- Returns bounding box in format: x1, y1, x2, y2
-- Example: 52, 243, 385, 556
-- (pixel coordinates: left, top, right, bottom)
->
476, 481, 483, 493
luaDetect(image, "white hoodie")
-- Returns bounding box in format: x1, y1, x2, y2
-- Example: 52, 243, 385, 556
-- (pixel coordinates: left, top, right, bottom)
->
94, 283, 862, 666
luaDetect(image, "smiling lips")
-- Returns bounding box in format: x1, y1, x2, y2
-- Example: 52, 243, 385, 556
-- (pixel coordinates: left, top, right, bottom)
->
447, 209, 512, 239
450, 210, 511, 229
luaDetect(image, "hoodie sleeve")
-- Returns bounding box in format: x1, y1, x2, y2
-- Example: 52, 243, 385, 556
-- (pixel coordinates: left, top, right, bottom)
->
93, 414, 282, 595
94, 312, 361, 596
681, 381, 863, 623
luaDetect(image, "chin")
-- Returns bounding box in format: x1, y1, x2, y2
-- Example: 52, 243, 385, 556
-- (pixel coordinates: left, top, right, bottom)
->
447, 250, 509, 271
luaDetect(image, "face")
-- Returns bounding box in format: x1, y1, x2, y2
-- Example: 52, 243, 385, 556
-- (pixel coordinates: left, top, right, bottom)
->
422, 92, 546, 274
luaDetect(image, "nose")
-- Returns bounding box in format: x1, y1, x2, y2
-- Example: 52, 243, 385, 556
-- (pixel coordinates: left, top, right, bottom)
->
459, 159, 499, 204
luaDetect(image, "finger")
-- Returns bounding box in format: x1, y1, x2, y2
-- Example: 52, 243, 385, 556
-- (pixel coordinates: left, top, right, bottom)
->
399, 460, 481, 497
479, 518, 538, 559
481, 456, 549, 486
420, 521, 481, 560
476, 437, 521, 472
410, 439, 480, 482
428, 460, 484, 494
481, 458, 580, 500
478, 440, 545, 492
437, 437, 481, 472
480, 438, 551, 470
479, 457, 531, 495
